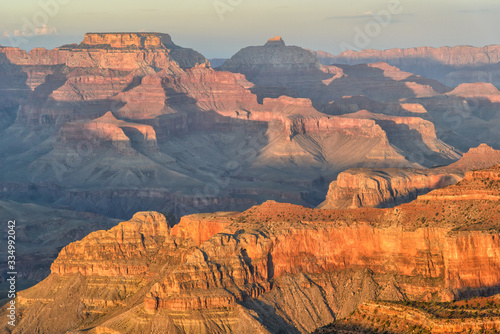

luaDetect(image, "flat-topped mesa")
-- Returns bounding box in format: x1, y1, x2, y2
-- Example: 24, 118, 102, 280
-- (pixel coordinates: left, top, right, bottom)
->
265, 36, 286, 47
80, 32, 176, 49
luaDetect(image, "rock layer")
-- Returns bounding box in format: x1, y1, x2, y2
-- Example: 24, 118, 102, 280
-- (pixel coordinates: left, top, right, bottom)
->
316, 45, 500, 88
320, 144, 500, 209
6, 164, 500, 333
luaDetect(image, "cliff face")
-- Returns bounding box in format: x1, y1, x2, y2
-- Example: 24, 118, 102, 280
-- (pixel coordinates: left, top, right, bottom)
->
330, 46, 500, 67
0, 200, 119, 298
320, 144, 500, 209
8, 164, 500, 333
315, 298, 500, 334
316, 45, 500, 88
81, 32, 175, 49
319, 168, 461, 209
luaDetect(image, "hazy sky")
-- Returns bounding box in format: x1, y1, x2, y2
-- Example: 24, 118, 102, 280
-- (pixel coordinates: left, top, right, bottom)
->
1, 0, 500, 58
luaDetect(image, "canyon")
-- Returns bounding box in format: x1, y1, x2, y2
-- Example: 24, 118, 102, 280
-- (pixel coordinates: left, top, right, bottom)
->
3, 163, 500, 333
1, 32, 500, 332
1, 33, 482, 222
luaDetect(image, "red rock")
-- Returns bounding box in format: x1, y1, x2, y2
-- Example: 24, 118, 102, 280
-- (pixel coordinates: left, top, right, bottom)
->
9, 165, 500, 333
320, 144, 500, 209
81, 32, 175, 49
319, 168, 461, 209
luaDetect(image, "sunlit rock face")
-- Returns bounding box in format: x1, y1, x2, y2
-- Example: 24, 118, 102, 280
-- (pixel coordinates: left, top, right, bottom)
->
8, 164, 500, 333
319, 144, 500, 209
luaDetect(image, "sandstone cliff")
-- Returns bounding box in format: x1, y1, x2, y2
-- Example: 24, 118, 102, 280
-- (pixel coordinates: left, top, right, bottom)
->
319, 144, 500, 209
315, 298, 500, 334
5, 164, 500, 333
319, 168, 461, 209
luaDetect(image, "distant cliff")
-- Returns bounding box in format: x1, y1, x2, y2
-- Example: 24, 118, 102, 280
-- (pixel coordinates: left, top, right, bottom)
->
315, 45, 500, 88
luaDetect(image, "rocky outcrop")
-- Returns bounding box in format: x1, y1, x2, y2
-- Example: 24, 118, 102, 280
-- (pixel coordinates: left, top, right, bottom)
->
80, 32, 175, 49
0, 200, 118, 295
7, 164, 500, 333
315, 299, 500, 334
418, 164, 500, 203
319, 168, 461, 209
342, 110, 460, 161
446, 143, 500, 171
319, 144, 500, 209
447, 82, 500, 99
56, 111, 158, 153
51, 211, 172, 276
218, 36, 331, 103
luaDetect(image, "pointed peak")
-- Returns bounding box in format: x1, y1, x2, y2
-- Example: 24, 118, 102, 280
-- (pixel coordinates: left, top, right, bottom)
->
265, 36, 285, 47
96, 111, 118, 122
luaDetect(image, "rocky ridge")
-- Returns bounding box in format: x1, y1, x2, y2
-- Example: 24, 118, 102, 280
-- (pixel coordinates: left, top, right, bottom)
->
315, 45, 500, 88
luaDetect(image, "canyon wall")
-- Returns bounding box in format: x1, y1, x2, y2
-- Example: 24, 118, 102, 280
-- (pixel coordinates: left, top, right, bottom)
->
7, 164, 500, 333
320, 144, 500, 209
316, 45, 500, 88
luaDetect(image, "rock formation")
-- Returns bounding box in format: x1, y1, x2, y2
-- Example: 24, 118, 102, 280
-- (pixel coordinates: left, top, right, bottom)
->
319, 144, 500, 209
314, 298, 500, 333
5, 164, 500, 333
315, 45, 500, 89
55, 111, 158, 154
1, 33, 470, 222
81, 32, 176, 49
319, 168, 461, 209
220, 38, 449, 104
220, 36, 321, 72
447, 82, 500, 99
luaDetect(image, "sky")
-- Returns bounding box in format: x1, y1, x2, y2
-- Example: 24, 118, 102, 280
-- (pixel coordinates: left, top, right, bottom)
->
1, 0, 500, 58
